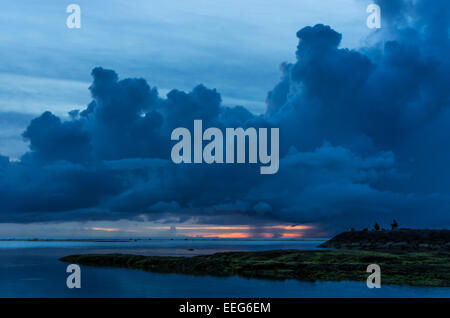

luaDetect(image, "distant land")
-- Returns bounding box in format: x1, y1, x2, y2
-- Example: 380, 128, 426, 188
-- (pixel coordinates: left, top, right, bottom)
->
60, 229, 450, 287
0, 237, 321, 242
0, 238, 140, 242
319, 229, 450, 251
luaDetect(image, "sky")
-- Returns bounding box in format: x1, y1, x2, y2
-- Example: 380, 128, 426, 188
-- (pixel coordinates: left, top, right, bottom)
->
0, 0, 371, 116
0, 0, 449, 238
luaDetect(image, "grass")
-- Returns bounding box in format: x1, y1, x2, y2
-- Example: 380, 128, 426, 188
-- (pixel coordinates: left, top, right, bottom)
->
60, 249, 450, 287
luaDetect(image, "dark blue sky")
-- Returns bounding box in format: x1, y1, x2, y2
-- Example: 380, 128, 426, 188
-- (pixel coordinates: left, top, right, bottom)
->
0, 0, 449, 237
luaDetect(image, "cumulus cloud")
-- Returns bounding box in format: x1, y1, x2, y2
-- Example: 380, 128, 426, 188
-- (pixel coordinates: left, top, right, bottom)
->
0, 0, 449, 231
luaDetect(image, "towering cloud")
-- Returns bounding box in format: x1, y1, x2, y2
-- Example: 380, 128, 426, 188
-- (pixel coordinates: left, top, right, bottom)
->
0, 0, 449, 231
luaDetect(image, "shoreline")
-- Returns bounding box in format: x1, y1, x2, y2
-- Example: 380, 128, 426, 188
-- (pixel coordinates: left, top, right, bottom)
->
59, 229, 450, 288
60, 249, 450, 287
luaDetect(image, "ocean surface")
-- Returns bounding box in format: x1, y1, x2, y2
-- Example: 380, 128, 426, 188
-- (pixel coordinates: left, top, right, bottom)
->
0, 238, 449, 298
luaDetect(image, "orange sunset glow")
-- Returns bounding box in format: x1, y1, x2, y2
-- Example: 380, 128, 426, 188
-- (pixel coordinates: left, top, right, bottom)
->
186, 232, 277, 239
150, 224, 314, 238
86, 224, 316, 238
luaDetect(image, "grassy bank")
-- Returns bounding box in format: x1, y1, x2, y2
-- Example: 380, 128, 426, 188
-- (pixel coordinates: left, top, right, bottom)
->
60, 249, 450, 287
319, 229, 450, 251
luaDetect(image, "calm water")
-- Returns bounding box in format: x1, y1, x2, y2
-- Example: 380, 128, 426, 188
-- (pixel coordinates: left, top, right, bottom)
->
0, 239, 449, 298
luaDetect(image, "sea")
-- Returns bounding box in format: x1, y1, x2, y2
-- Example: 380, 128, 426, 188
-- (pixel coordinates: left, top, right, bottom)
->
0, 238, 449, 298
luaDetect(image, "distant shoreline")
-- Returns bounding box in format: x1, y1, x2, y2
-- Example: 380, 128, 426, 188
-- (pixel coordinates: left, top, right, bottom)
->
0, 237, 326, 242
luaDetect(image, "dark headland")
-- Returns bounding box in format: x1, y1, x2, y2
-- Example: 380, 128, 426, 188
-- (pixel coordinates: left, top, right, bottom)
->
319, 229, 450, 251
60, 229, 450, 287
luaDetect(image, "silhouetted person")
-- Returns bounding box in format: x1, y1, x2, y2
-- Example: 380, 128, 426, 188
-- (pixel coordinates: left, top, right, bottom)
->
374, 222, 380, 231
391, 219, 398, 230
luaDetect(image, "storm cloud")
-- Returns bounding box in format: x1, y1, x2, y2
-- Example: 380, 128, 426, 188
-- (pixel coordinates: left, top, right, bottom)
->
0, 0, 449, 231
